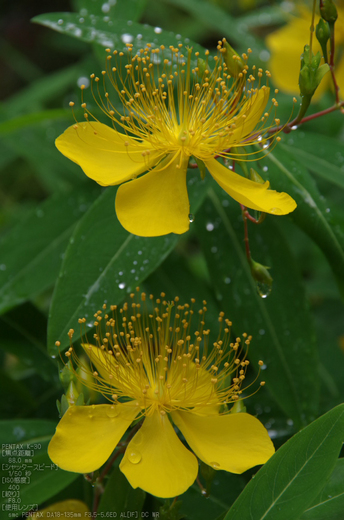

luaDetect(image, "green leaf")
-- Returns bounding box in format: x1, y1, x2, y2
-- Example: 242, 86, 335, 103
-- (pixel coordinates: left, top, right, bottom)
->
281, 131, 344, 189
0, 303, 57, 383
48, 170, 210, 355
0, 109, 73, 134
74, 0, 147, 22
161, 0, 261, 50
224, 404, 344, 520
0, 423, 78, 517
196, 189, 319, 428
98, 466, 145, 513
300, 459, 344, 520
265, 147, 344, 299
32, 12, 205, 60
0, 186, 100, 315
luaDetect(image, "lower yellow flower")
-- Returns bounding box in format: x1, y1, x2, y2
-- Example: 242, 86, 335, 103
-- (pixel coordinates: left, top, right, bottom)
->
48, 291, 275, 498
56, 39, 296, 237
266, 3, 344, 97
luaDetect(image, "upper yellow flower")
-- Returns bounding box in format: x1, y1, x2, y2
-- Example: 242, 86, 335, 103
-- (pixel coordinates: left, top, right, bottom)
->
48, 291, 275, 498
266, 3, 344, 96
56, 39, 296, 237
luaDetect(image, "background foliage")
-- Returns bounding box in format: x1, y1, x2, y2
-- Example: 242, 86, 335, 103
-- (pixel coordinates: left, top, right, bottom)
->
1, 0, 343, 518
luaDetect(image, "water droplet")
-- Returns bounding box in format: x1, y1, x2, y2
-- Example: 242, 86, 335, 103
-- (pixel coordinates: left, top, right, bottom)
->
210, 461, 220, 469
128, 450, 142, 464
51, 355, 56, 359
291, 125, 298, 130
206, 222, 214, 231
106, 406, 118, 418
121, 33, 133, 44
137, 33, 143, 40
287, 419, 294, 426
36, 209, 44, 218
224, 277, 231, 284
256, 282, 272, 298
119, 282, 126, 289
79, 17, 84, 23
77, 76, 90, 88
201, 489, 207, 496
222, 199, 229, 207
259, 329, 266, 335
263, 166, 268, 172
0, 264, 6, 271
263, 143, 270, 149
154, 27, 162, 34
259, 49, 270, 62
325, 208, 331, 213
269, 207, 281, 214
102, 3, 110, 13
58, 19, 64, 25
211, 246, 217, 254
138, 250, 142, 255
257, 135, 263, 142
188, 213, 194, 222
260, 363, 267, 370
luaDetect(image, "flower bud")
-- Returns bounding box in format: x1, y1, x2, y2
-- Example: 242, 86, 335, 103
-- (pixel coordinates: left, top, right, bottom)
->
316, 18, 330, 48
299, 45, 329, 97
320, 0, 338, 23
250, 167, 265, 184
223, 41, 246, 76
250, 259, 273, 286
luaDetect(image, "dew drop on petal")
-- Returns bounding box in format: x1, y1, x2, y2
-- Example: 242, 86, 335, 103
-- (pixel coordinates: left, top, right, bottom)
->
210, 461, 220, 469
128, 450, 142, 464
106, 406, 118, 418
269, 207, 281, 214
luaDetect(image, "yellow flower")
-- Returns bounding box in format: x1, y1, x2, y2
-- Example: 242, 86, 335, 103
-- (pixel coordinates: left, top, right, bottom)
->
266, 3, 344, 96
48, 291, 275, 498
55, 40, 296, 237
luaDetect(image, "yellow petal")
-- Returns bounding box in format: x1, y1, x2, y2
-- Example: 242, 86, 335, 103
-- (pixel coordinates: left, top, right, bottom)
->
115, 153, 190, 237
81, 343, 136, 394
120, 411, 198, 498
55, 122, 163, 186
229, 87, 270, 143
172, 411, 275, 473
48, 403, 139, 473
205, 157, 297, 215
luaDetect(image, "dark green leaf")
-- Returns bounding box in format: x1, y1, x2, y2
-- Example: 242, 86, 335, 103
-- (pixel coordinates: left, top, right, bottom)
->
0, 303, 57, 383
224, 404, 344, 520
281, 131, 344, 189
48, 170, 210, 354
98, 466, 145, 513
0, 186, 100, 315
161, 0, 262, 50
265, 147, 344, 298
300, 459, 344, 520
196, 188, 319, 427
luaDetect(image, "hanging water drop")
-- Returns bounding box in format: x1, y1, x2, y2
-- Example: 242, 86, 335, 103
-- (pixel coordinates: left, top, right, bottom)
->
256, 281, 272, 298
188, 213, 194, 222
